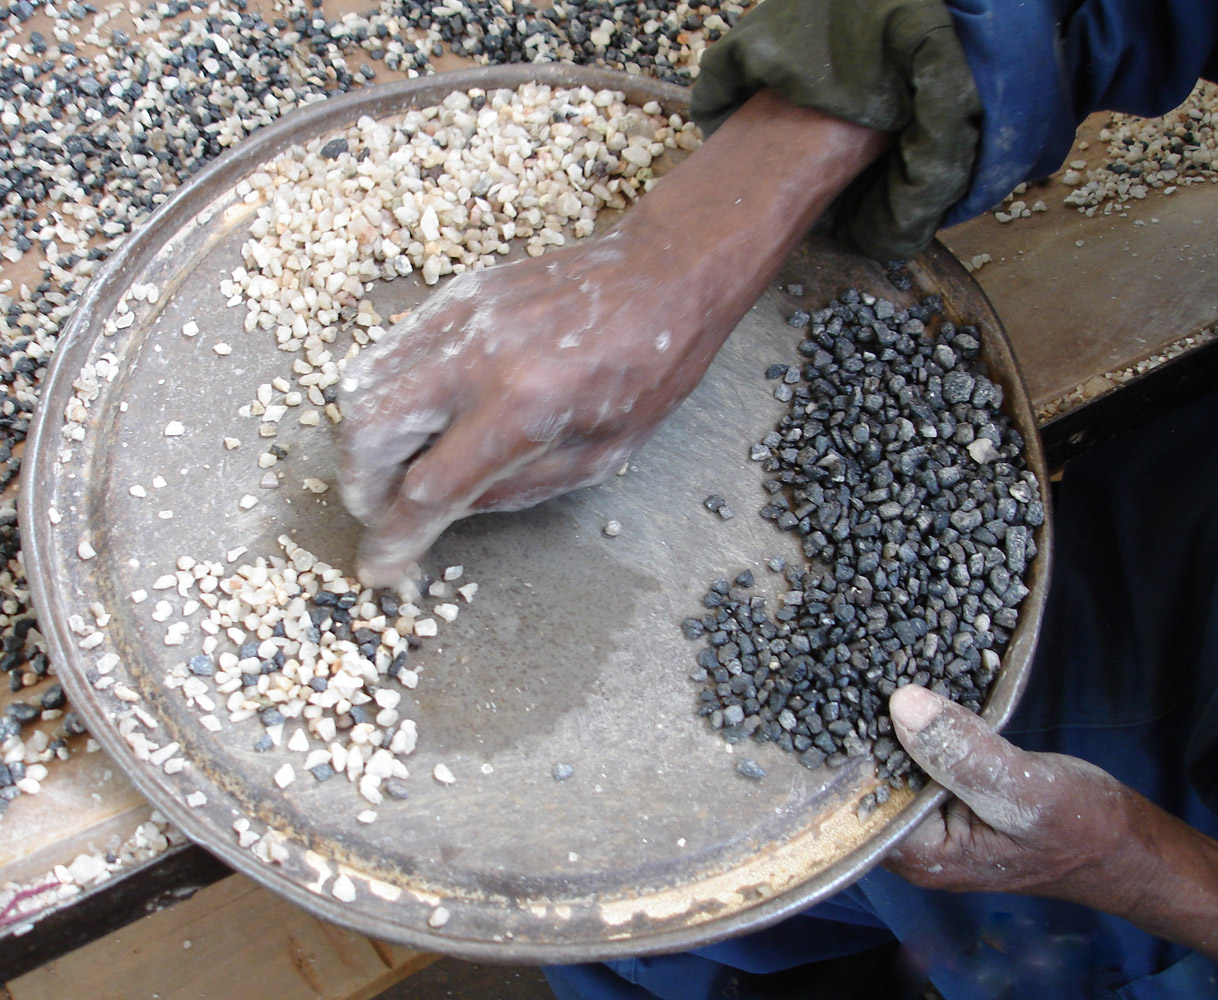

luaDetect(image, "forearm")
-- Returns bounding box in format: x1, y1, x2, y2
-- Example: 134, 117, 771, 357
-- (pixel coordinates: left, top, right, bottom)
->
1107, 793, 1218, 960
612, 90, 886, 364
624, 88, 886, 267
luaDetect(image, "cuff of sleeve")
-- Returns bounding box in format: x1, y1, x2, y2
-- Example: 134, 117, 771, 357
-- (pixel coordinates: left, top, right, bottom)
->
938, 0, 1075, 225
690, 0, 983, 260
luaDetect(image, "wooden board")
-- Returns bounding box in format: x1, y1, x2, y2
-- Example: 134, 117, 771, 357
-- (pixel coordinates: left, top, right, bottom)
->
941, 117, 1218, 414
6, 874, 435, 1000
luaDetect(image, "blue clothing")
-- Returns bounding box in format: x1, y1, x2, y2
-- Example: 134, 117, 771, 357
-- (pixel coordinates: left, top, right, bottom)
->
942, 0, 1218, 224
546, 388, 1218, 998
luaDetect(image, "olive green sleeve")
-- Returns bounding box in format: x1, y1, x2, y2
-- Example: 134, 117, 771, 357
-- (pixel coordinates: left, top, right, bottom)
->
690, 0, 982, 260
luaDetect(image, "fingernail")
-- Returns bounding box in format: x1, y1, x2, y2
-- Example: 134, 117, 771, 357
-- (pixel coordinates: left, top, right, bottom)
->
890, 684, 941, 732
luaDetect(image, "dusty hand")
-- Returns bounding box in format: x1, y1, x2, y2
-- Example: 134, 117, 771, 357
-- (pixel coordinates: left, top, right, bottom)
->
338, 229, 741, 586
337, 92, 886, 585
884, 684, 1146, 912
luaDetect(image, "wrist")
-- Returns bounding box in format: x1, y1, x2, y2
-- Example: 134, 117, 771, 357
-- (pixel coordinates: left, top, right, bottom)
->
609, 91, 886, 353
625, 91, 886, 252
1089, 787, 1218, 959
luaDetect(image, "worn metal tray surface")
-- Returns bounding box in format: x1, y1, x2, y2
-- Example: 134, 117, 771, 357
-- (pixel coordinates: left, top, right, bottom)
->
23, 66, 1051, 960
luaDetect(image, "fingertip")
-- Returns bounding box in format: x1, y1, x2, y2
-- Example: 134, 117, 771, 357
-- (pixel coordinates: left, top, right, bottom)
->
357, 533, 424, 589
889, 684, 947, 734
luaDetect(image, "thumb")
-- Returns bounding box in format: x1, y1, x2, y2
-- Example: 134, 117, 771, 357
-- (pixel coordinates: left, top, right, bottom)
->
889, 684, 1041, 835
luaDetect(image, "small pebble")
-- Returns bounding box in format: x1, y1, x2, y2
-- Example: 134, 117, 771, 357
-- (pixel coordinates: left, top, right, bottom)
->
736, 758, 766, 781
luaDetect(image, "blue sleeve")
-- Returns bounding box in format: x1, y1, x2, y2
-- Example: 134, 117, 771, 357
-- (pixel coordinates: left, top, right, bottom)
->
941, 0, 1218, 225
1117, 951, 1218, 999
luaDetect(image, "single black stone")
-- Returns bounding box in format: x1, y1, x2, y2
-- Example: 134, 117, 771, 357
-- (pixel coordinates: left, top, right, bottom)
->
40, 684, 65, 710
319, 137, 348, 160
736, 757, 766, 780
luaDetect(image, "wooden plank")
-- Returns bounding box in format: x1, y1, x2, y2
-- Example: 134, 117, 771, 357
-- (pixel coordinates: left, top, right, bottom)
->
940, 115, 1218, 414
0, 744, 146, 887
5, 874, 435, 1000
0, 846, 230, 985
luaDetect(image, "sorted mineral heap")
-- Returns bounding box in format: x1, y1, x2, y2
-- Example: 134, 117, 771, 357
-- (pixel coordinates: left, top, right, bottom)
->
685, 289, 1043, 794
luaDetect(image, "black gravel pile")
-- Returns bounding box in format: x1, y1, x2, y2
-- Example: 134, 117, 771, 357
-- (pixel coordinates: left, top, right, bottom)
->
684, 289, 1043, 791
384, 0, 746, 84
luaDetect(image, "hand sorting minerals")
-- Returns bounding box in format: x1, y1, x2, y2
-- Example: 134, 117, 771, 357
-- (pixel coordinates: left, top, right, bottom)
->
339, 89, 885, 584
340, 0, 1218, 995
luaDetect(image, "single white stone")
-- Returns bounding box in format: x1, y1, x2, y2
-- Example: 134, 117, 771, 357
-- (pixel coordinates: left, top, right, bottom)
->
67, 853, 107, 884
331, 874, 357, 902
967, 438, 1001, 464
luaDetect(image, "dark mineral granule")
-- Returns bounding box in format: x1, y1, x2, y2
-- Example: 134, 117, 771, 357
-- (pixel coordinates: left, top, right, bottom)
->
40, 683, 65, 710
384, 778, 410, 799
258, 706, 285, 727
683, 289, 1042, 790
7, 702, 38, 724
319, 137, 349, 159
736, 757, 766, 780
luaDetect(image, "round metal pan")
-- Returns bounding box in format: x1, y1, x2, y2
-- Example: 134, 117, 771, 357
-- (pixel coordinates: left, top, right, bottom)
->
22, 65, 1051, 961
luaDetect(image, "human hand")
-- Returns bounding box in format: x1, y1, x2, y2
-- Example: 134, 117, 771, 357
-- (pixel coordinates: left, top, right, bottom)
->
338, 226, 748, 586
883, 684, 1145, 912
338, 92, 886, 585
